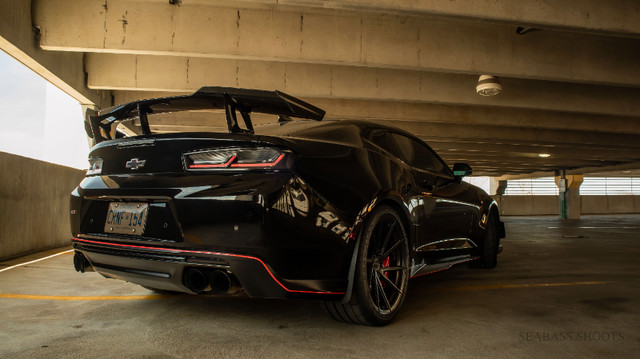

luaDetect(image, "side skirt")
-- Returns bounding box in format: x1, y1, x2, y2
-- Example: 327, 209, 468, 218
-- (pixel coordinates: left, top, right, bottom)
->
409, 255, 480, 278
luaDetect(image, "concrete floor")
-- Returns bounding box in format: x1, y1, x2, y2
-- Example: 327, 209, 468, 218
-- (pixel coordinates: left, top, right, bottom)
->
0, 215, 638, 358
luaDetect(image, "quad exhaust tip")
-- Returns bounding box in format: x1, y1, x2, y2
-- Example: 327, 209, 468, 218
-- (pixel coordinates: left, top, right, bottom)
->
73, 252, 94, 273
208, 270, 241, 294
183, 268, 241, 294
183, 268, 208, 293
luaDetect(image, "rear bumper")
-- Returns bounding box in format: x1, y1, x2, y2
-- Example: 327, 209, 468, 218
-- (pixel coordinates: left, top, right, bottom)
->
72, 237, 346, 299
71, 172, 357, 281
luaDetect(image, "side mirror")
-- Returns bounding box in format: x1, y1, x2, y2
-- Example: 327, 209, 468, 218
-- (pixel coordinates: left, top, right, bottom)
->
453, 163, 473, 180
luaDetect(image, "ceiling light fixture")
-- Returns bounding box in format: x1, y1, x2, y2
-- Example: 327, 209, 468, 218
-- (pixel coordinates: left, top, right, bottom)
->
476, 75, 502, 96
538, 153, 551, 158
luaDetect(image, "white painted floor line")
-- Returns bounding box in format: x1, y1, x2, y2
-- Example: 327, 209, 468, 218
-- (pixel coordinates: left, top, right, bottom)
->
0, 249, 74, 273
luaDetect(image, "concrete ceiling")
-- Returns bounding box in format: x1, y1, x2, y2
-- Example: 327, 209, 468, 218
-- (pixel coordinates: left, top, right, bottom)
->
2, 0, 640, 178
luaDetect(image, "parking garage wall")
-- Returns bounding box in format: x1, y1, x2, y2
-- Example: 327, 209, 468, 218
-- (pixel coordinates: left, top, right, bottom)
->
495, 195, 640, 216
0, 151, 85, 260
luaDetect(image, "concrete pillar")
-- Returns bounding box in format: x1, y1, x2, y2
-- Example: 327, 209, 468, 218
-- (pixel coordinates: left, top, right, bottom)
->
490, 178, 507, 216
495, 180, 508, 195
566, 175, 584, 219
555, 172, 583, 219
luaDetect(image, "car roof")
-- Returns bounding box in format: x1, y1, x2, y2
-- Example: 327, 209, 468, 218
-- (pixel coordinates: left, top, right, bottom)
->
258, 119, 416, 145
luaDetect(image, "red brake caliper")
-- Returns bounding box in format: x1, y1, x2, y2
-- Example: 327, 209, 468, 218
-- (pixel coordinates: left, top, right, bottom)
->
381, 256, 390, 287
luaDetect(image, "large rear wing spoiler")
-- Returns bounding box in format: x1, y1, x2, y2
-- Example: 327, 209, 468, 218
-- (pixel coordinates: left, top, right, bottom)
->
86, 87, 326, 144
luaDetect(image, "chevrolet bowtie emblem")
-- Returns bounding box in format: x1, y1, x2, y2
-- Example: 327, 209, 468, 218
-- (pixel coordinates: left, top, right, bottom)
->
125, 158, 146, 170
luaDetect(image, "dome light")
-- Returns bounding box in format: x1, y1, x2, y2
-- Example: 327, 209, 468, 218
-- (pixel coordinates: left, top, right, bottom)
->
476, 75, 502, 96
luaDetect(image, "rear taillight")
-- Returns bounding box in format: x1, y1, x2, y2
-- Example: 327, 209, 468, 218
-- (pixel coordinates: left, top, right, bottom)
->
86, 157, 103, 176
184, 147, 289, 170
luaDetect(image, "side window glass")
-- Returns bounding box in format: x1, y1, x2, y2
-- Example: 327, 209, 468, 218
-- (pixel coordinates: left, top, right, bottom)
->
391, 133, 446, 174
370, 131, 405, 161
391, 134, 415, 164
369, 130, 449, 175
413, 141, 445, 174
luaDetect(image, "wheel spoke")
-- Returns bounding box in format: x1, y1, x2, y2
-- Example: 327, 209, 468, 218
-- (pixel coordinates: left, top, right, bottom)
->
377, 269, 402, 295
368, 264, 375, 291
381, 266, 406, 273
374, 272, 392, 310
381, 238, 402, 259
379, 219, 397, 255
373, 272, 380, 308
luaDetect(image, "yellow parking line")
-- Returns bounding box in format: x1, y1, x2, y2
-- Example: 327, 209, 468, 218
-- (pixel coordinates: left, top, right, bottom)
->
0, 293, 170, 301
0, 281, 608, 301
438, 281, 607, 292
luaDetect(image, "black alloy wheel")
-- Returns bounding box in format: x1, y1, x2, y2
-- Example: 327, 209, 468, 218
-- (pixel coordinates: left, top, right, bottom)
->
323, 205, 410, 325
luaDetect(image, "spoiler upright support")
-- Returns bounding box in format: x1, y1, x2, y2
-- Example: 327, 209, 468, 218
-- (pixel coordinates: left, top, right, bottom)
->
223, 93, 255, 134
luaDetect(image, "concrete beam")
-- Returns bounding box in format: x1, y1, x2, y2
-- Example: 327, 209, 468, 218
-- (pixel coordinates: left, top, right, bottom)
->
493, 171, 556, 180
440, 154, 623, 168
308, 99, 640, 134
497, 161, 640, 180
485, 160, 640, 176
34, 0, 640, 87
420, 137, 640, 161
221, 0, 640, 38
567, 161, 640, 176
437, 152, 640, 168
442, 152, 622, 165
99, 56, 640, 117
0, 0, 109, 107
583, 168, 640, 177
430, 141, 640, 161
383, 120, 640, 149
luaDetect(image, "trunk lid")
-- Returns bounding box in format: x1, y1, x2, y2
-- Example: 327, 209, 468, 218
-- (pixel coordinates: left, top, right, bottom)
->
87, 132, 291, 175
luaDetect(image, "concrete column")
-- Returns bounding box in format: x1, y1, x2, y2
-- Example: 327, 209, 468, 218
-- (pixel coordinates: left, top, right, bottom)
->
566, 175, 584, 219
490, 178, 507, 216
555, 172, 584, 219
496, 180, 508, 195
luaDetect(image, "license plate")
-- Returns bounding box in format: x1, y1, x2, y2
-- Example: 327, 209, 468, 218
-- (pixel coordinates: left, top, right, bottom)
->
104, 202, 149, 235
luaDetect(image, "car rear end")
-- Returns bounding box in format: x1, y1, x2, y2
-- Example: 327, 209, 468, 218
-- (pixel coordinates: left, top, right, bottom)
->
71, 132, 353, 298
70, 88, 356, 299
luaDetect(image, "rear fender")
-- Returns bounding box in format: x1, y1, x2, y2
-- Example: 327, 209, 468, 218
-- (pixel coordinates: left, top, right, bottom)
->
340, 192, 411, 304
473, 200, 505, 254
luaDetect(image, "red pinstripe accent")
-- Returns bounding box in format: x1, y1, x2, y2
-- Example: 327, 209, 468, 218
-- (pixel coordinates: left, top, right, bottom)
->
72, 237, 344, 295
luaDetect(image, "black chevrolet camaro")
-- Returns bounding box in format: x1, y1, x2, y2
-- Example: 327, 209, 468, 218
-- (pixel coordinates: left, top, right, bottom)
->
70, 87, 505, 325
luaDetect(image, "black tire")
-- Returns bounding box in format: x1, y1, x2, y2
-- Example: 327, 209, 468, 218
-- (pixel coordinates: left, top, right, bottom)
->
323, 205, 410, 326
471, 215, 498, 269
